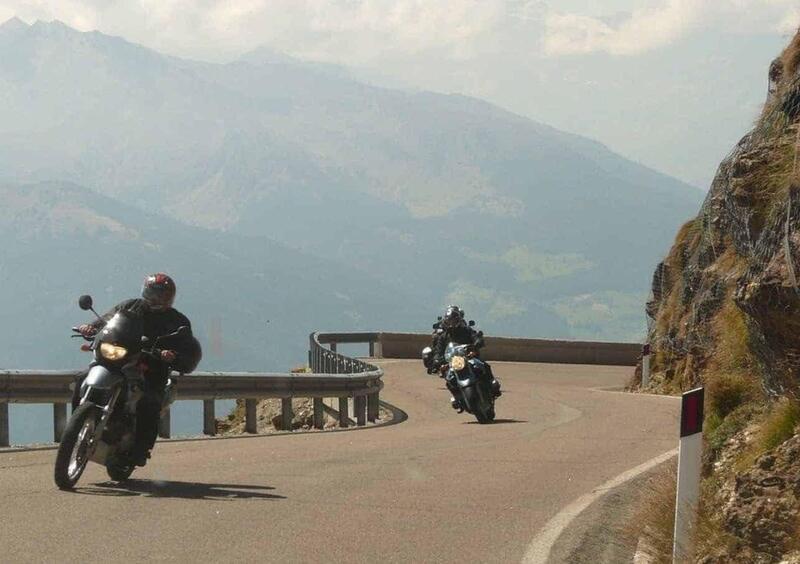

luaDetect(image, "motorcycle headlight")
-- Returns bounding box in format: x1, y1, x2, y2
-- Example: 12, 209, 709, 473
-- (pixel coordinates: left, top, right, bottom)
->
450, 355, 466, 371
100, 343, 128, 361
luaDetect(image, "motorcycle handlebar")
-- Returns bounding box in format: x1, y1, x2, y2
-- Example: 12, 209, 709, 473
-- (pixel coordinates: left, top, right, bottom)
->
71, 327, 95, 341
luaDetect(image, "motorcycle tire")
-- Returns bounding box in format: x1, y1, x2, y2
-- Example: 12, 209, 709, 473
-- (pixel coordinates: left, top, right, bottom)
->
106, 459, 135, 482
54, 403, 99, 490
462, 387, 489, 424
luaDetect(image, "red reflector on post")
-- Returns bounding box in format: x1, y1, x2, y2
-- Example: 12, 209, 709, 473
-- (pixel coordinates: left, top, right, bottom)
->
680, 387, 704, 437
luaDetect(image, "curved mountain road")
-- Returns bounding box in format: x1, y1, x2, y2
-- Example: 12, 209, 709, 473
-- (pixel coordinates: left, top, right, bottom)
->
0, 360, 678, 563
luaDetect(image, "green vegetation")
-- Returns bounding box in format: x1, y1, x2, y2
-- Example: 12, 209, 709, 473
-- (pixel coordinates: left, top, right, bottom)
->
702, 301, 764, 466
709, 300, 759, 376
706, 372, 759, 423
445, 280, 527, 322
501, 245, 593, 283
624, 463, 677, 563
461, 245, 594, 283
758, 397, 800, 451
705, 404, 761, 467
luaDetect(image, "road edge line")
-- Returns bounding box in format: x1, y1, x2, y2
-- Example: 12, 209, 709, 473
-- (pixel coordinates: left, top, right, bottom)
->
521, 448, 678, 564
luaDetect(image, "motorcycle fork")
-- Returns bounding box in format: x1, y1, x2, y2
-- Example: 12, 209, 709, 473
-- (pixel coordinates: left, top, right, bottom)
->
79, 386, 122, 454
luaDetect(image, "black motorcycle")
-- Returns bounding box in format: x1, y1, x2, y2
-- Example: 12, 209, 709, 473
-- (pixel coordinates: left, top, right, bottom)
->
440, 342, 496, 424
54, 295, 186, 490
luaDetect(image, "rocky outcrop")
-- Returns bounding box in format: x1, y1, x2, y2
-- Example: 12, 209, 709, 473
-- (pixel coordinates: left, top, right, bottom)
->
217, 398, 334, 434
709, 434, 800, 563
640, 31, 800, 563
644, 37, 800, 397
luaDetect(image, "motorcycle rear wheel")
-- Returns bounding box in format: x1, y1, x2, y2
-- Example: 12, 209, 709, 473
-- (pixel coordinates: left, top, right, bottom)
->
54, 403, 99, 490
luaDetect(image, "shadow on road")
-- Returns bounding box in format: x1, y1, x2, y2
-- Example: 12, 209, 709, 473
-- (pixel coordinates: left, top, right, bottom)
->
75, 479, 286, 501
465, 419, 527, 425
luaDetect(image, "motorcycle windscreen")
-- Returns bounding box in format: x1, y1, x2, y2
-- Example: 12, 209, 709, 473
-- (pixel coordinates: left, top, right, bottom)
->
444, 342, 469, 362
97, 312, 144, 352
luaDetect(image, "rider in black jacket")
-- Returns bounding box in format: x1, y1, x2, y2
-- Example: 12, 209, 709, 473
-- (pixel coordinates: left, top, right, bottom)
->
432, 306, 501, 410
75, 273, 200, 466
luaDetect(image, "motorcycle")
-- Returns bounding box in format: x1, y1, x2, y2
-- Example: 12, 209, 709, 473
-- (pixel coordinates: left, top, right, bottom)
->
422, 317, 444, 374
54, 295, 186, 490
440, 341, 496, 424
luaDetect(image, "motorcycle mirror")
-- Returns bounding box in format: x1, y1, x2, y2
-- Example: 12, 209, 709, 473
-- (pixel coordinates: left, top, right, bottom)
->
78, 294, 102, 321
468, 320, 475, 327
437, 316, 442, 321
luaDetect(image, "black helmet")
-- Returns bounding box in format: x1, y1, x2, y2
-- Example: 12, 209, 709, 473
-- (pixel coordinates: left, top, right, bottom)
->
442, 305, 464, 328
142, 273, 176, 310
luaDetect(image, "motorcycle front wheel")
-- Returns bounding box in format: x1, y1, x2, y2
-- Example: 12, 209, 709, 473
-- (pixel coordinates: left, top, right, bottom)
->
54, 403, 99, 490
462, 387, 493, 424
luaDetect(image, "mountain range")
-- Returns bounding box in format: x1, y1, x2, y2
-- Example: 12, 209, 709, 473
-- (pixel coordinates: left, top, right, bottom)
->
0, 17, 703, 364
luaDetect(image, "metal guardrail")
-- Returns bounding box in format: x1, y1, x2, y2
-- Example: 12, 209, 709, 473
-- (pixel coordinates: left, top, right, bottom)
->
0, 332, 383, 447
0, 329, 638, 447
373, 332, 642, 366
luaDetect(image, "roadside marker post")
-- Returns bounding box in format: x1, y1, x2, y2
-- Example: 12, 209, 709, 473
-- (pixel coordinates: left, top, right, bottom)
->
641, 344, 651, 388
673, 387, 704, 563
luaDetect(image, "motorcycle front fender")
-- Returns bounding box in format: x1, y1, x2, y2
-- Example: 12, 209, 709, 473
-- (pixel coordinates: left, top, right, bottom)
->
83, 365, 124, 390
80, 365, 124, 411
455, 367, 479, 388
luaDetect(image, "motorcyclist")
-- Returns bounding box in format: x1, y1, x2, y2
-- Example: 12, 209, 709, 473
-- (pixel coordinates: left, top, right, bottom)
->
74, 273, 200, 466
432, 305, 501, 410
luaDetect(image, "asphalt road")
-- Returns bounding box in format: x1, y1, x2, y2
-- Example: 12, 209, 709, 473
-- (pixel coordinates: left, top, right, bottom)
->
0, 360, 678, 563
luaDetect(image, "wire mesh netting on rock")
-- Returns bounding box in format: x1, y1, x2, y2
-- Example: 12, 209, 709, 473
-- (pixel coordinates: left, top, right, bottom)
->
643, 53, 800, 399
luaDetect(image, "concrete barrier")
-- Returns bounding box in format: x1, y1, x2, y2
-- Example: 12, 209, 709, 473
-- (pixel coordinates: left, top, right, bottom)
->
376, 332, 640, 366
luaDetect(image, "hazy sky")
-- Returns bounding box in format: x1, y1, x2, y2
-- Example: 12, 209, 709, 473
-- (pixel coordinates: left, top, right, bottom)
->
2, 1, 798, 187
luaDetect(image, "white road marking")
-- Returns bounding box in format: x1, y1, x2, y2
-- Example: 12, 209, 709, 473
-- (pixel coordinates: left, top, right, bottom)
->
521, 448, 678, 564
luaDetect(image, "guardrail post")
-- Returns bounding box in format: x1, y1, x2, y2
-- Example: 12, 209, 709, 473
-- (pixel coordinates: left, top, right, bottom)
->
373, 338, 383, 359
367, 392, 379, 422
245, 399, 258, 434
354, 396, 367, 427
203, 400, 216, 436
338, 397, 349, 428
159, 408, 171, 439
53, 403, 67, 443
673, 387, 704, 563
641, 344, 651, 387
313, 398, 324, 429
369, 340, 375, 357
0, 402, 8, 447
281, 398, 293, 431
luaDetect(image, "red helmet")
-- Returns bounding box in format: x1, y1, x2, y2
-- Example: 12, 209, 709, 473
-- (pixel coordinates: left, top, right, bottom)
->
142, 273, 176, 310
